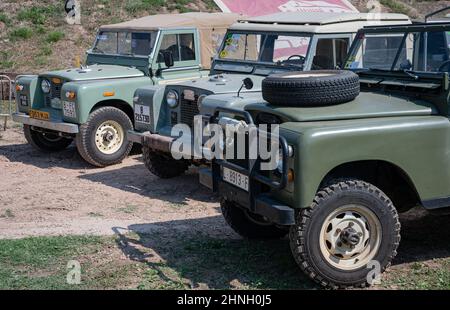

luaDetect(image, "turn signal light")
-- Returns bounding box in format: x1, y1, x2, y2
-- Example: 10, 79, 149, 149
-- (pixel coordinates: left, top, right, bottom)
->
15, 84, 24, 92
52, 78, 62, 84
103, 91, 115, 97
288, 169, 294, 182
65, 91, 76, 99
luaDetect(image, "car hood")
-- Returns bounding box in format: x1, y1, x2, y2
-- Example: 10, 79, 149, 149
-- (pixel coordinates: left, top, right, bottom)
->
40, 64, 144, 82
168, 73, 265, 94
202, 91, 438, 121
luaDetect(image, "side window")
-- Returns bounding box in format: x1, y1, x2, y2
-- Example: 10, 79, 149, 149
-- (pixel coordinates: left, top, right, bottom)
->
312, 38, 349, 69
179, 33, 196, 61
160, 34, 180, 62
159, 33, 196, 64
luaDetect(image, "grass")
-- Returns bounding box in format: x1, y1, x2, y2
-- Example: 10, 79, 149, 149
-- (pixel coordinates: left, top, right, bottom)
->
0, 209, 14, 218
117, 204, 139, 214
46, 31, 64, 44
17, 5, 60, 25
0, 12, 11, 26
9, 27, 33, 41
0, 51, 14, 70
124, 0, 166, 14
380, 0, 411, 16
0, 231, 448, 290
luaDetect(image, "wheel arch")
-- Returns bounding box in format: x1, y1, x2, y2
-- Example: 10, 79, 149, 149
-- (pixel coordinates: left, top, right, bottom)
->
318, 160, 421, 212
90, 99, 134, 125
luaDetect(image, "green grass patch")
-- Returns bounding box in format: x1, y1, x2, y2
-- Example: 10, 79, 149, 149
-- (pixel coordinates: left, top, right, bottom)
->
9, 27, 33, 41
0, 51, 14, 70
380, 0, 411, 16
17, 5, 60, 25
124, 0, 166, 14
117, 204, 139, 214
46, 31, 64, 44
0, 12, 11, 26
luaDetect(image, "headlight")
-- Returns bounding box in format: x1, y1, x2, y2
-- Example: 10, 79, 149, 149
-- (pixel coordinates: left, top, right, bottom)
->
41, 79, 51, 94
276, 148, 283, 174
166, 90, 179, 108
197, 94, 207, 110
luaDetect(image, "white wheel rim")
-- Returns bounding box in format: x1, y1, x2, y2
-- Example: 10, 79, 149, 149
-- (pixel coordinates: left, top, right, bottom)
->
95, 120, 124, 155
282, 73, 334, 78
319, 204, 382, 271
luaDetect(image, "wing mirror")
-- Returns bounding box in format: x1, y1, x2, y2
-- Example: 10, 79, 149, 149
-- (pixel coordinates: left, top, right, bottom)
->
237, 78, 254, 98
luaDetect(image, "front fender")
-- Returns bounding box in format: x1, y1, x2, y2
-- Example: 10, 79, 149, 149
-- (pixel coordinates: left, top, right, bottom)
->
63, 76, 151, 124
133, 85, 167, 133
16, 75, 39, 113
282, 116, 450, 209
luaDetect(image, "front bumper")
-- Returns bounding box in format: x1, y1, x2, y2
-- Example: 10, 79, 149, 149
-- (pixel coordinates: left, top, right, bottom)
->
127, 130, 174, 153
12, 113, 79, 134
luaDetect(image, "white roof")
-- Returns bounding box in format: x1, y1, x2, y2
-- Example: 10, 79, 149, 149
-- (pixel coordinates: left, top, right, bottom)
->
231, 12, 411, 33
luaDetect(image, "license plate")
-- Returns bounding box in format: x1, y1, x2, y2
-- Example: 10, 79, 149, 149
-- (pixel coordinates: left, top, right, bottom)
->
29, 109, 49, 121
62, 101, 76, 118
19, 95, 28, 106
223, 167, 249, 191
134, 104, 150, 123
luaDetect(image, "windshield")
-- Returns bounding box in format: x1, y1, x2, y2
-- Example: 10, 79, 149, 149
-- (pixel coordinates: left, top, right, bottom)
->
218, 32, 311, 67
92, 31, 157, 56
345, 29, 450, 72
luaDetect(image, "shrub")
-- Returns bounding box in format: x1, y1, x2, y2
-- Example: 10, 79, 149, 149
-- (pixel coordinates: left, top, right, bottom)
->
46, 31, 64, 43
9, 27, 33, 40
0, 12, 11, 26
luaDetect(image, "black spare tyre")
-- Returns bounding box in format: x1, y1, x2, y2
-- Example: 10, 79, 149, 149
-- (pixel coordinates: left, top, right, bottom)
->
262, 70, 359, 107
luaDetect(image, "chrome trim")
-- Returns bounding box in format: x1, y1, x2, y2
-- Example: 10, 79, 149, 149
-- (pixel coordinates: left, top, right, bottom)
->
12, 113, 79, 134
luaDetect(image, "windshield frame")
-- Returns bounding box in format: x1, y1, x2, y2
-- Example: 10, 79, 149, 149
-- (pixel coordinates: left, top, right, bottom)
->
213, 30, 314, 68
90, 30, 158, 58
345, 23, 450, 73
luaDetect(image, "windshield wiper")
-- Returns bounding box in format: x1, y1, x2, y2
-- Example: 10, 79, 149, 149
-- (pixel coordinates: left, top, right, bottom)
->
368, 67, 419, 80
402, 70, 419, 80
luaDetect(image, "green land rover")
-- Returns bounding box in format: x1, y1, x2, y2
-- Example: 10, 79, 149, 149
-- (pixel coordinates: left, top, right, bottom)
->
199, 22, 450, 288
12, 12, 239, 167
128, 12, 410, 178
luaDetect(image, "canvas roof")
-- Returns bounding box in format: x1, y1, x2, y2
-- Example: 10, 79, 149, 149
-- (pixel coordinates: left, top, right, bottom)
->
99, 12, 241, 32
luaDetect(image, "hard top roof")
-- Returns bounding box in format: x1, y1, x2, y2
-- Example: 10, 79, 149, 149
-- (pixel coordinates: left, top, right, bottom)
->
360, 21, 450, 32
238, 12, 410, 26
99, 12, 241, 32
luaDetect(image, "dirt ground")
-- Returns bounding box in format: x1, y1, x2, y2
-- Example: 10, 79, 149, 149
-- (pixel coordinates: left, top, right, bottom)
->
0, 122, 228, 239
0, 122, 449, 289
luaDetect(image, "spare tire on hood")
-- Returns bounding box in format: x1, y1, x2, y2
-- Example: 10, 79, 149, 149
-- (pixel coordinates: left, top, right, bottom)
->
262, 70, 360, 107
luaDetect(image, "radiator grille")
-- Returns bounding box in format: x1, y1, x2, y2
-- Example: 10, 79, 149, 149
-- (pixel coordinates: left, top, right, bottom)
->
179, 95, 199, 128
44, 80, 64, 107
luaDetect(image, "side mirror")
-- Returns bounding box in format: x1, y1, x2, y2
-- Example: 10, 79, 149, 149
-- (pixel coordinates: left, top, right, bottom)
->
243, 77, 254, 90
162, 51, 174, 68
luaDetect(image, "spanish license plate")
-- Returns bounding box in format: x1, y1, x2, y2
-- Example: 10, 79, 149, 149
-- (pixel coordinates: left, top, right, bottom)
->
223, 167, 249, 191
134, 104, 150, 123
19, 95, 28, 106
29, 109, 49, 121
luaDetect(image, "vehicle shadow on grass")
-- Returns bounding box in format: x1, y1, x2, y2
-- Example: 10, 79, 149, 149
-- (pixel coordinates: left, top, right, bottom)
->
0, 142, 93, 170
112, 208, 449, 289
80, 161, 217, 204
112, 217, 316, 290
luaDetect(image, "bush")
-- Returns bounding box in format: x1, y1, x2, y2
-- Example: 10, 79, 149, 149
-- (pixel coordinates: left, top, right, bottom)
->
9, 27, 33, 40
46, 31, 64, 43
124, 0, 165, 14
0, 12, 11, 26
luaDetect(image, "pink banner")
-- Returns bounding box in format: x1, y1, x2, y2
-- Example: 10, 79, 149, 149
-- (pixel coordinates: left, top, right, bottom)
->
214, 0, 358, 17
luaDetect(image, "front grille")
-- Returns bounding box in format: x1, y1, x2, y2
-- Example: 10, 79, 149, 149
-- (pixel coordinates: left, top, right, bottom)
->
179, 95, 199, 128
44, 80, 64, 107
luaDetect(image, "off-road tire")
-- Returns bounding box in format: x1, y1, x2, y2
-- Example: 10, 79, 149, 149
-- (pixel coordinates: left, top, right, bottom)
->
221, 200, 289, 239
262, 70, 359, 107
142, 147, 189, 178
24, 124, 73, 152
289, 179, 400, 289
75, 107, 133, 167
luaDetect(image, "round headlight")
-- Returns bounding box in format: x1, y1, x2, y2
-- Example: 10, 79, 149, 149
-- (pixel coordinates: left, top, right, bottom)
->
166, 91, 179, 108
276, 148, 283, 174
41, 79, 51, 94
197, 94, 207, 110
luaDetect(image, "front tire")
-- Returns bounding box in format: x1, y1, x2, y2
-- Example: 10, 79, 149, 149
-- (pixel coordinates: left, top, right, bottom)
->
142, 147, 189, 178
221, 200, 288, 239
289, 179, 400, 289
24, 125, 73, 152
75, 107, 133, 167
